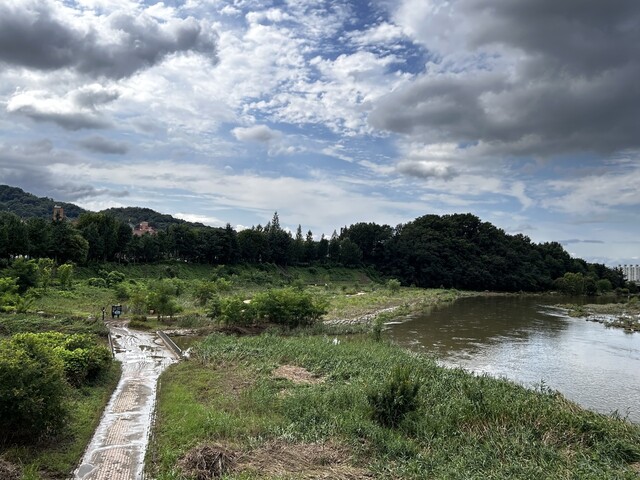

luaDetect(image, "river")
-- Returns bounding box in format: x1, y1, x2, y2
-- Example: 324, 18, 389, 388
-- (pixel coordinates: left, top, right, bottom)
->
387, 295, 640, 423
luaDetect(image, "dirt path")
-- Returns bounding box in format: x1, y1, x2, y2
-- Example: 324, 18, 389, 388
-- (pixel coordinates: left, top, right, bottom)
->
74, 323, 178, 480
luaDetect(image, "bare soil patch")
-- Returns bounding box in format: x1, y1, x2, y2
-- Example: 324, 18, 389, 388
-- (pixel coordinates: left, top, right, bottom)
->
0, 457, 22, 480
273, 364, 324, 385
180, 441, 372, 479
178, 444, 236, 479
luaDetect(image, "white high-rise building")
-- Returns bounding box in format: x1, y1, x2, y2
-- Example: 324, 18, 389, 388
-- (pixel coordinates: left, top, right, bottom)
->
618, 264, 640, 283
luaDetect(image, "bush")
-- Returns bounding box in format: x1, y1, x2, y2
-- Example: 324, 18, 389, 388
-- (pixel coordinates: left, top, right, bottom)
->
106, 271, 125, 287
193, 281, 217, 306
367, 366, 421, 428
0, 277, 20, 312
218, 296, 255, 326
0, 337, 68, 442
10, 332, 112, 386
87, 277, 107, 288
8, 258, 38, 293
147, 279, 182, 319
386, 278, 402, 294
113, 283, 130, 300
252, 288, 327, 328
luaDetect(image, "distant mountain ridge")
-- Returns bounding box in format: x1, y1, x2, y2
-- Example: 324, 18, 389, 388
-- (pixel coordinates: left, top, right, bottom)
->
0, 184, 205, 230
102, 207, 205, 230
0, 185, 86, 219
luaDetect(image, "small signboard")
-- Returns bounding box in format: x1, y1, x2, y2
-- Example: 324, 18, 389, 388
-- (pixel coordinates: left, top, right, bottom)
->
111, 305, 122, 318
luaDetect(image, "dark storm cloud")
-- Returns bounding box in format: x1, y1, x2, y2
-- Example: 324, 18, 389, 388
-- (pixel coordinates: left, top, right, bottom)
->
396, 160, 458, 180
53, 183, 129, 201
0, 140, 128, 201
0, 0, 218, 79
8, 85, 120, 130
11, 105, 112, 130
78, 136, 129, 155
465, 0, 640, 76
372, 0, 640, 157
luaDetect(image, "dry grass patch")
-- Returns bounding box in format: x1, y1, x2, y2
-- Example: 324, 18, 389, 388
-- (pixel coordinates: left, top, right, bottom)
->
179, 441, 372, 479
178, 444, 237, 479
273, 365, 324, 385
0, 457, 22, 480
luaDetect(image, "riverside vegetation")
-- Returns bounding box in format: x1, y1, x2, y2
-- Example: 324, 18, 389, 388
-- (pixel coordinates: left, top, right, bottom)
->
1, 259, 639, 478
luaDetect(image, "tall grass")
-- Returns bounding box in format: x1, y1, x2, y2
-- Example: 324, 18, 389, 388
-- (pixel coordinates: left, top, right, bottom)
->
150, 334, 640, 479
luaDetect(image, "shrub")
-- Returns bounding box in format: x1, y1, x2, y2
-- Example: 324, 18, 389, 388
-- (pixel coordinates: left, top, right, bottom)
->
0, 337, 68, 442
206, 294, 223, 319
10, 332, 112, 386
218, 296, 255, 326
193, 281, 217, 306
87, 277, 108, 288
113, 283, 130, 300
386, 278, 402, 294
252, 288, 327, 328
0, 277, 20, 312
106, 270, 126, 287
147, 279, 182, 319
367, 366, 421, 428
57, 263, 74, 289
8, 258, 38, 293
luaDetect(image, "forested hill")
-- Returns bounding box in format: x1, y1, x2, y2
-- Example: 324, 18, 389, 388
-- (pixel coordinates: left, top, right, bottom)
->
0, 185, 86, 219
101, 207, 205, 230
0, 184, 627, 294
0, 185, 202, 230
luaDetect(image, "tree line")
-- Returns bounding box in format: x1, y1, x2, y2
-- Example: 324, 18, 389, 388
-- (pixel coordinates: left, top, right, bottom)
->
0, 210, 628, 293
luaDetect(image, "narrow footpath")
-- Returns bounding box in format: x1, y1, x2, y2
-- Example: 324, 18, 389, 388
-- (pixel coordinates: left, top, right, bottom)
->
74, 322, 178, 480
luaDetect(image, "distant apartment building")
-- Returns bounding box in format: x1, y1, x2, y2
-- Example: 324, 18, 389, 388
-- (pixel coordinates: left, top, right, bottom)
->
619, 264, 640, 283
132, 221, 157, 236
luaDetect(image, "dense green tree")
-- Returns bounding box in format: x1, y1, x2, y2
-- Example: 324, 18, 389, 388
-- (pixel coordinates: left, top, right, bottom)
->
76, 213, 129, 262
328, 230, 340, 263
304, 230, 316, 263
341, 222, 393, 266
267, 212, 292, 265
26, 217, 52, 258
339, 238, 363, 267
0, 211, 29, 258
238, 228, 268, 263
316, 234, 329, 262
49, 221, 89, 264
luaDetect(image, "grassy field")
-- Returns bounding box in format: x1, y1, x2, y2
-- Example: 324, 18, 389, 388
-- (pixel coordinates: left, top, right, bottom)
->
5, 262, 639, 478
149, 334, 640, 479
26, 262, 465, 330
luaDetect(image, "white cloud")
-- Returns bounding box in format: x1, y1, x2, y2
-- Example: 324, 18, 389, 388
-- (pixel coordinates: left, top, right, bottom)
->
232, 125, 281, 143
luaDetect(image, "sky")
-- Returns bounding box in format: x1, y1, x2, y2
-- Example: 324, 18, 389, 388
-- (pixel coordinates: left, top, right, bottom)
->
1, 0, 639, 266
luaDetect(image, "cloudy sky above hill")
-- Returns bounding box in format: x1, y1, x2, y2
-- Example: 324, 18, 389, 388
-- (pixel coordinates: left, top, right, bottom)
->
1, 0, 639, 265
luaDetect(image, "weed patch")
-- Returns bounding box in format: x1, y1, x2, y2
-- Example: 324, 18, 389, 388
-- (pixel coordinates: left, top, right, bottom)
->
150, 334, 640, 479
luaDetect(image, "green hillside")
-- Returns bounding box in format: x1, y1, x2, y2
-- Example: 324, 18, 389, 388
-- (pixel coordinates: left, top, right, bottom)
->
0, 185, 86, 219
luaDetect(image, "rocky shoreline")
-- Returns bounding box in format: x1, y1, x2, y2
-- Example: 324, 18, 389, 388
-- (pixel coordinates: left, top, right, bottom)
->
557, 302, 640, 333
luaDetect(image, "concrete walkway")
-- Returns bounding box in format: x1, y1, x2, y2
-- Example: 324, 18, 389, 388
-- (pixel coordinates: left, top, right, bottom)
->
74, 323, 178, 480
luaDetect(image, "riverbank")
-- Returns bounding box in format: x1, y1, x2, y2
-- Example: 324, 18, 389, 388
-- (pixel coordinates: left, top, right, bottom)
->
558, 300, 640, 332
149, 333, 640, 479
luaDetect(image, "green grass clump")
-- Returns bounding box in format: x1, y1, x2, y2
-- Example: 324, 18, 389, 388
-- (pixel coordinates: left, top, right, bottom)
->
1, 362, 120, 479
150, 334, 640, 479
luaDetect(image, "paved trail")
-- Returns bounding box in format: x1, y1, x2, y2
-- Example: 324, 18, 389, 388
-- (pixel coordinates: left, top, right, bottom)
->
74, 323, 178, 480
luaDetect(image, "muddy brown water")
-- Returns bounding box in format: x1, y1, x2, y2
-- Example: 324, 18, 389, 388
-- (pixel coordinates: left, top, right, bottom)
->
74, 323, 178, 480
387, 295, 640, 423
